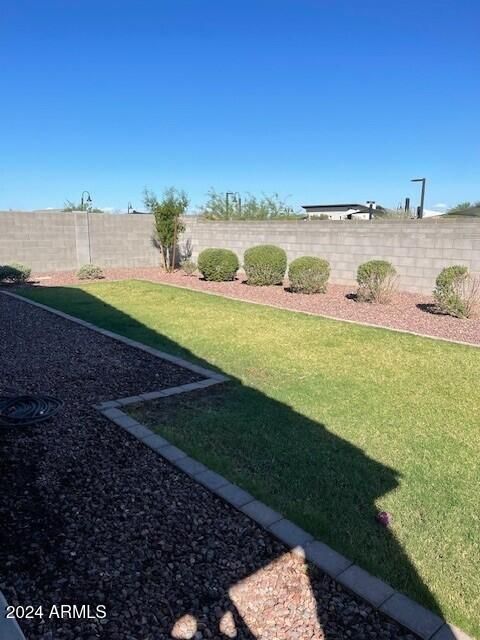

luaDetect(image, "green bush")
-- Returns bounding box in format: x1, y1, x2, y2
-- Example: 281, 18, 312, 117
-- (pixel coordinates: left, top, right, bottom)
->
197, 248, 239, 281
0, 263, 31, 283
433, 265, 479, 318
244, 244, 287, 285
77, 264, 104, 280
356, 259, 397, 303
181, 259, 197, 276
288, 256, 330, 294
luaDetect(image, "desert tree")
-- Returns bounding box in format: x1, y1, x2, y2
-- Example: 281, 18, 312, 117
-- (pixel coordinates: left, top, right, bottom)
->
144, 187, 188, 271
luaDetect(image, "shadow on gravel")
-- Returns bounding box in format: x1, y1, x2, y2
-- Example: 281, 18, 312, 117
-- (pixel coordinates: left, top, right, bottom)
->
344, 292, 360, 301
1, 286, 443, 639
416, 302, 444, 316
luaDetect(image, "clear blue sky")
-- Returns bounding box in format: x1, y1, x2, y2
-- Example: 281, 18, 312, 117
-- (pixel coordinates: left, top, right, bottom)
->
1, 0, 479, 212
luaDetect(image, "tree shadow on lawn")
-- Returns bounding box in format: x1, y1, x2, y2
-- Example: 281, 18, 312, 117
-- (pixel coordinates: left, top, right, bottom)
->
14, 285, 444, 637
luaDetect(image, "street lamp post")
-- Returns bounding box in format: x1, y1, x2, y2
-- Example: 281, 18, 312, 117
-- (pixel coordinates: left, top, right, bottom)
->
80, 190, 93, 264
226, 192, 242, 216
366, 200, 375, 220
225, 192, 235, 217
80, 190, 92, 211
236, 193, 242, 216
411, 178, 426, 219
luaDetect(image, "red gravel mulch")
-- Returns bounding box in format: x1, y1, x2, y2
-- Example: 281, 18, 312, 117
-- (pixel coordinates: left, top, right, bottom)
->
0, 294, 417, 639
28, 267, 480, 347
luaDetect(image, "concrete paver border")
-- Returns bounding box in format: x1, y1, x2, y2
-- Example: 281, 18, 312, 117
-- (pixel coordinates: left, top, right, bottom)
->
0, 290, 473, 640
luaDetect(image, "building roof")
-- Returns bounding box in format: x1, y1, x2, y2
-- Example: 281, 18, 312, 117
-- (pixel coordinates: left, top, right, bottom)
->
301, 203, 373, 213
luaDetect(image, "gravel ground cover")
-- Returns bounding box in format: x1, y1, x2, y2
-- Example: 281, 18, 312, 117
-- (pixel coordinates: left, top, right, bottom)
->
28, 267, 480, 346
0, 293, 418, 640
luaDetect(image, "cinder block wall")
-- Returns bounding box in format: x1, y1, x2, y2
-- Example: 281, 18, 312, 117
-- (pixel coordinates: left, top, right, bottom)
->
183, 217, 480, 294
0, 211, 80, 271
0, 211, 160, 271
88, 213, 160, 267
1, 211, 480, 294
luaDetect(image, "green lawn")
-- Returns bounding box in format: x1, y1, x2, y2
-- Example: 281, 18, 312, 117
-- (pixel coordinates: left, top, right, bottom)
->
18, 280, 480, 637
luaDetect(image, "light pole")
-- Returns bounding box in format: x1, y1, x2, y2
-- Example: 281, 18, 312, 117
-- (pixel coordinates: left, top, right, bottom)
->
366, 200, 375, 220
225, 191, 235, 217
234, 192, 242, 215
80, 191, 93, 264
411, 178, 426, 219
81, 190, 92, 211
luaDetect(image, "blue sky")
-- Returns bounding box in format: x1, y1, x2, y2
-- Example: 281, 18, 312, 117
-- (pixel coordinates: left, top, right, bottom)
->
1, 0, 479, 212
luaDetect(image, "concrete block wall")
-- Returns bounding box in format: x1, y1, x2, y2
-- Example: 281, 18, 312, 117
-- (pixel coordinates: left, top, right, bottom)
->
0, 211, 80, 272
88, 213, 160, 267
1, 211, 480, 294
184, 218, 480, 294
0, 211, 160, 272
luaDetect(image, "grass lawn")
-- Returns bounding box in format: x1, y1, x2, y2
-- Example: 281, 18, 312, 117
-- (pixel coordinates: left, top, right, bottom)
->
18, 280, 480, 637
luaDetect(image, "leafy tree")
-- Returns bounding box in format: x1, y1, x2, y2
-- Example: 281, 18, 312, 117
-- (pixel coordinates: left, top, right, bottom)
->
63, 199, 103, 213
144, 187, 188, 271
373, 207, 411, 219
448, 201, 480, 212
200, 189, 300, 220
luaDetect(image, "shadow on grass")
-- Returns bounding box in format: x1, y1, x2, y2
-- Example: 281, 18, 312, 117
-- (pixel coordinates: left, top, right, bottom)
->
9, 284, 443, 637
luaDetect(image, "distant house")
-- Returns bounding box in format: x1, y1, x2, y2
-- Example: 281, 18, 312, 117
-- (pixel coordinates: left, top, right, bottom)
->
301, 203, 385, 220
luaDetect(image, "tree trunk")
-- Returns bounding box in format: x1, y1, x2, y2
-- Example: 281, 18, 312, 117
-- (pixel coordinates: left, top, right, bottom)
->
171, 218, 178, 272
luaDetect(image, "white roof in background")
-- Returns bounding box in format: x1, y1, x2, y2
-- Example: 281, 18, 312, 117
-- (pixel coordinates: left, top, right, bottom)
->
422, 209, 449, 218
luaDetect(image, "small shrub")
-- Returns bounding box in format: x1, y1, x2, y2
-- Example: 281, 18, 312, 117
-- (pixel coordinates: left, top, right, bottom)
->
244, 244, 287, 286
77, 264, 104, 280
356, 260, 397, 303
433, 265, 480, 318
288, 256, 330, 294
0, 263, 31, 283
197, 248, 239, 281
181, 259, 197, 276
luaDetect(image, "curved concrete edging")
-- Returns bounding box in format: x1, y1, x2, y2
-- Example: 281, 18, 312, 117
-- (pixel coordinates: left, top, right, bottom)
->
0, 290, 473, 640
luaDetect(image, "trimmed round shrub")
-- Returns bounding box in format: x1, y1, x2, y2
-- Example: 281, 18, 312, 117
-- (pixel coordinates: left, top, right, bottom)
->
197, 248, 239, 281
433, 265, 478, 318
244, 245, 287, 286
0, 263, 31, 283
356, 259, 396, 303
77, 264, 104, 280
288, 256, 330, 294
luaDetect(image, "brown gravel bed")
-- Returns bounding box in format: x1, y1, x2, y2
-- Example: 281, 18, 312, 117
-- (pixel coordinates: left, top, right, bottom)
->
0, 293, 417, 639
31, 267, 480, 346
